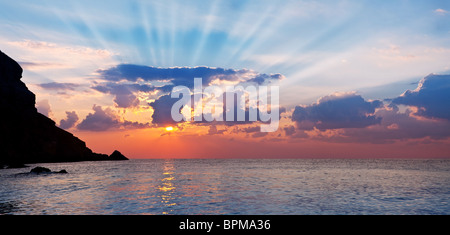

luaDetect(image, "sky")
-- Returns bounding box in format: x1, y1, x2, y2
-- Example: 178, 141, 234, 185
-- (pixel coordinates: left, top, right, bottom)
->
1, 0, 450, 158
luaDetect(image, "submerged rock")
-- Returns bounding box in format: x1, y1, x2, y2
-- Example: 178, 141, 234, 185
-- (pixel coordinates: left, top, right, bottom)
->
0, 50, 128, 166
30, 166, 51, 173
30, 166, 68, 174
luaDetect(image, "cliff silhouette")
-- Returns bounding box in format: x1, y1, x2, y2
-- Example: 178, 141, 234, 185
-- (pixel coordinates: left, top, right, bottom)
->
0, 50, 127, 168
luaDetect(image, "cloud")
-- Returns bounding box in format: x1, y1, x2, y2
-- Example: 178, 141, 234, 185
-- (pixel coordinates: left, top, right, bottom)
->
148, 94, 180, 125
246, 73, 285, 85
38, 82, 79, 91
208, 125, 226, 135
36, 99, 53, 118
77, 105, 150, 131
98, 64, 241, 85
95, 84, 140, 108
77, 105, 120, 131
241, 126, 261, 133
434, 9, 448, 15
334, 105, 450, 144
92, 83, 165, 108
286, 75, 450, 144
8, 40, 113, 60
18, 62, 65, 70
6, 40, 116, 72
252, 132, 268, 138
292, 93, 382, 130
376, 105, 450, 141
59, 111, 79, 130
97, 64, 284, 88
283, 125, 296, 136
96, 64, 284, 128
229, 125, 269, 138
392, 74, 450, 120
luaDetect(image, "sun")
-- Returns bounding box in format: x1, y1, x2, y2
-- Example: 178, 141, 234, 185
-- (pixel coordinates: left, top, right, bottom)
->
165, 126, 174, 131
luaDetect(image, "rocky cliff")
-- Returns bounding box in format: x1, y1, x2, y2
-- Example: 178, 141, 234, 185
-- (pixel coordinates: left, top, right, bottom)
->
0, 50, 128, 167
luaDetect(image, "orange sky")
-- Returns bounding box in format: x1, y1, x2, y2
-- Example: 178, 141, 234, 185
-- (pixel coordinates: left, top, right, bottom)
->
72, 127, 450, 159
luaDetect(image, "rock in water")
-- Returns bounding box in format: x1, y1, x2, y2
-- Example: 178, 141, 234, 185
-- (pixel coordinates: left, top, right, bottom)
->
0, 50, 128, 165
29, 167, 68, 174
109, 150, 129, 161
30, 166, 51, 173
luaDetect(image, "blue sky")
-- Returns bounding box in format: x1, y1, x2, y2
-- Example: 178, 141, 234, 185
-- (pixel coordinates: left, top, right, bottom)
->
2, 1, 449, 106
1, 1, 450, 158
1, 1, 449, 91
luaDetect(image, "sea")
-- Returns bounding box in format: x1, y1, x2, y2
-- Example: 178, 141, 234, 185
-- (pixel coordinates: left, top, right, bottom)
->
0, 159, 449, 215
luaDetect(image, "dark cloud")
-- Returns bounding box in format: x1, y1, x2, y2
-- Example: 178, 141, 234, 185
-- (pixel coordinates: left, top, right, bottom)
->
208, 125, 226, 135
98, 64, 243, 88
77, 105, 150, 131
148, 94, 181, 125
375, 106, 450, 141
289, 75, 450, 144
98, 64, 284, 87
95, 84, 140, 108
92, 83, 156, 108
329, 106, 450, 144
38, 82, 79, 90
241, 126, 260, 133
246, 73, 284, 85
231, 125, 269, 138
292, 93, 382, 130
392, 74, 450, 120
122, 120, 153, 129
287, 80, 450, 144
93, 82, 176, 109
114, 93, 139, 109
95, 64, 284, 109
77, 105, 120, 131
59, 111, 79, 130
283, 125, 296, 136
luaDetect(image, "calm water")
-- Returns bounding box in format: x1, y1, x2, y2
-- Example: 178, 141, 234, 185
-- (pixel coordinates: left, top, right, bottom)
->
0, 159, 449, 215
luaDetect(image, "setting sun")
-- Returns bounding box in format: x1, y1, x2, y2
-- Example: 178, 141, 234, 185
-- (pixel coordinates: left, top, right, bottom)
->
165, 126, 174, 131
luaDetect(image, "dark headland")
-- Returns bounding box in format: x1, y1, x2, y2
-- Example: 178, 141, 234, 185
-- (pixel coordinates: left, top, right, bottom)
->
0, 50, 128, 168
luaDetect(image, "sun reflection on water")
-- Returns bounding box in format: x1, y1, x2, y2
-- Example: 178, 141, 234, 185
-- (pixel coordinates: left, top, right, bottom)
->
158, 160, 177, 214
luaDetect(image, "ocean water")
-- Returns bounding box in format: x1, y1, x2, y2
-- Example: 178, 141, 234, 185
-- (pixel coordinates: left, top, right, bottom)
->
0, 159, 449, 215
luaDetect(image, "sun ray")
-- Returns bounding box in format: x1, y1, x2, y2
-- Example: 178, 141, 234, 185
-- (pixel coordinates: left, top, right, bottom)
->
168, 0, 179, 67
69, 1, 115, 55
141, 9, 157, 66
190, 0, 221, 67
224, 4, 280, 68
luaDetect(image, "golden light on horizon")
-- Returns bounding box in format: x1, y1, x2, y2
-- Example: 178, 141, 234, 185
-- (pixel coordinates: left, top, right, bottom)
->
165, 126, 174, 131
